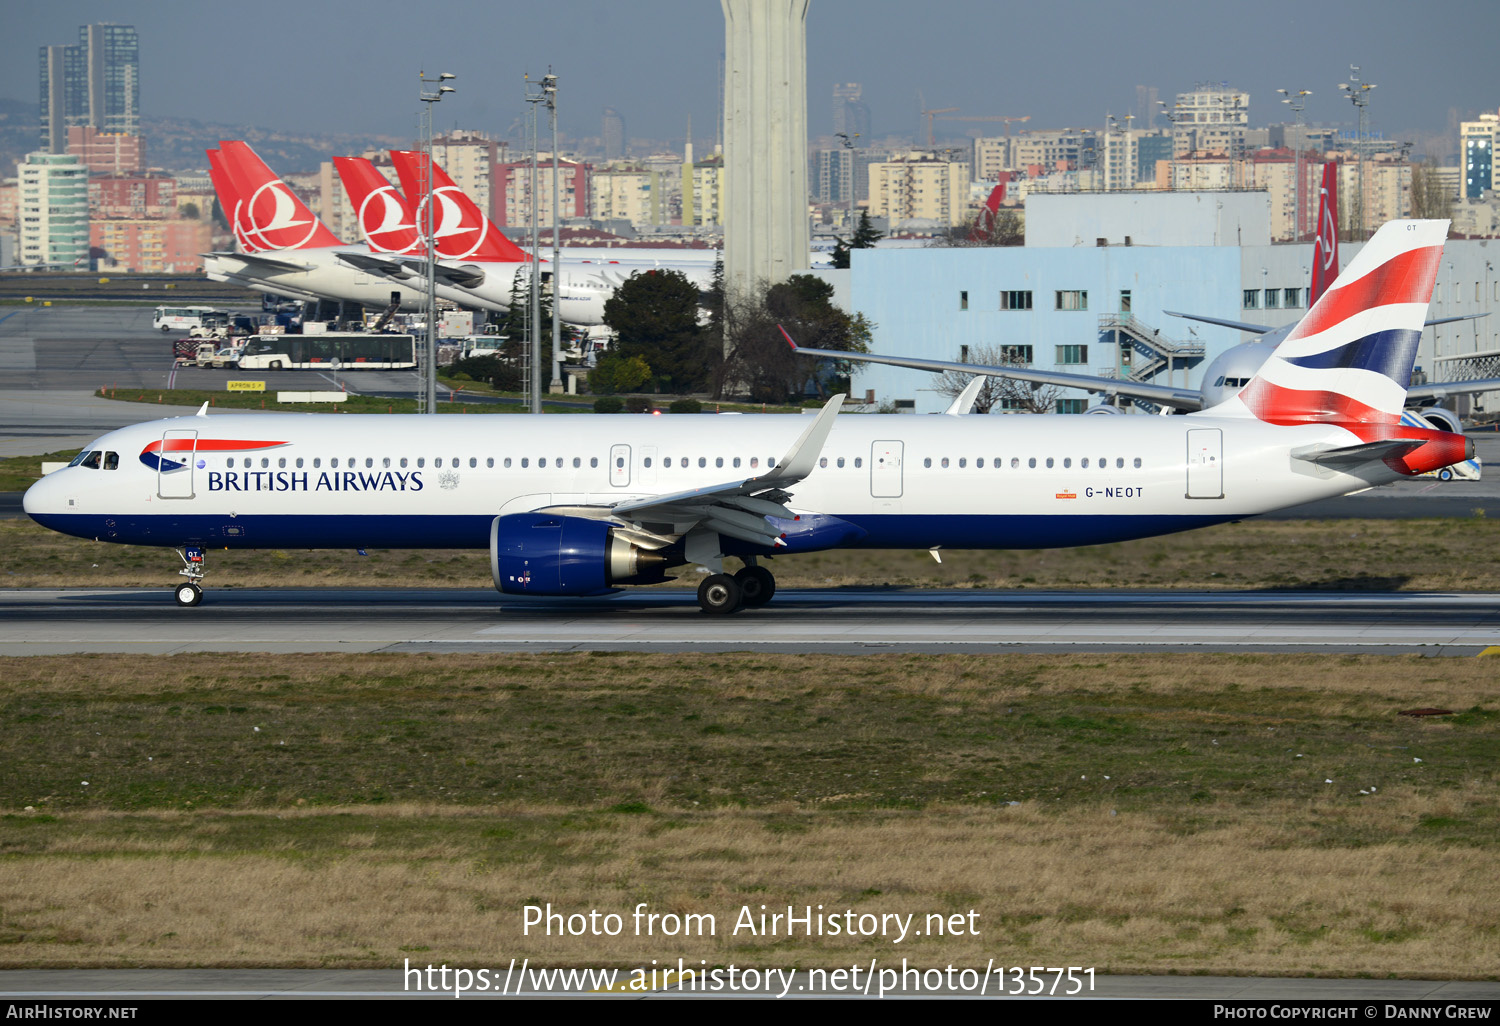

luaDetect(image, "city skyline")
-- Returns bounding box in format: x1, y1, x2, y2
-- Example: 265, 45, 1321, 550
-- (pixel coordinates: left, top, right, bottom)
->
6, 1, 1499, 159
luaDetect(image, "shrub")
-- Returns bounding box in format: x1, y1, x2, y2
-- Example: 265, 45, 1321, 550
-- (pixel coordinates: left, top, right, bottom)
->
669, 398, 702, 414
593, 397, 624, 414
625, 397, 652, 414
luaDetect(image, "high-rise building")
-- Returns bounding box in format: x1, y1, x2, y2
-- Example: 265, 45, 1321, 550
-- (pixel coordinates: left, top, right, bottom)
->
602, 108, 626, 161
19, 152, 91, 268
867, 154, 967, 225
832, 83, 869, 142
1460, 112, 1498, 199
1167, 84, 1249, 158
494, 156, 589, 227
39, 24, 140, 153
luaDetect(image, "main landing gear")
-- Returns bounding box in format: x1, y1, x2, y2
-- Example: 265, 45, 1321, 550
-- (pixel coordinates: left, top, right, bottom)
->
696, 560, 776, 614
174, 546, 206, 607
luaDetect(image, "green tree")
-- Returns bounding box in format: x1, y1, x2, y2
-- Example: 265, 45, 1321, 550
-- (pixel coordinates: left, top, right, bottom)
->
723, 274, 872, 403
832, 210, 883, 269
180, 201, 201, 221
603, 268, 715, 393
587, 352, 652, 395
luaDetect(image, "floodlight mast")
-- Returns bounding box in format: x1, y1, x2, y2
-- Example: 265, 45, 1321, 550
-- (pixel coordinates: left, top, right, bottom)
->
1278, 88, 1312, 240
418, 71, 456, 415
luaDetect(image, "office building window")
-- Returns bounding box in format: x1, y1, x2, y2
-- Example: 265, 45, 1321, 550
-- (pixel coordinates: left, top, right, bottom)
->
1055, 290, 1088, 311
999, 290, 1033, 311
1056, 345, 1088, 365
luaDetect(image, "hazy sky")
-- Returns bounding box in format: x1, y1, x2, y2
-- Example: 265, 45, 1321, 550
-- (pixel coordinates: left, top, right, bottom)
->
9, 1, 1498, 149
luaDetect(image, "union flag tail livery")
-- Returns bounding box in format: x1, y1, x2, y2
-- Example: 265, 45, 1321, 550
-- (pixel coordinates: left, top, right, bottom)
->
1310, 162, 1340, 303
332, 157, 421, 255
388, 150, 530, 263
218, 140, 343, 251
1225, 219, 1469, 475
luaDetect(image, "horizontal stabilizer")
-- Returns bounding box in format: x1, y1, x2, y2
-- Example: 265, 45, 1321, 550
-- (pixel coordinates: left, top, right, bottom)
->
1292, 439, 1423, 468
1163, 310, 1273, 335
205, 250, 314, 274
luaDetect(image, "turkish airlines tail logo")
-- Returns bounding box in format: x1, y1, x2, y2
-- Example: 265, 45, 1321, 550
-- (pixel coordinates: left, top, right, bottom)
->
218, 140, 343, 251
334, 157, 420, 254
388, 150, 530, 264
969, 178, 1008, 243
1309, 162, 1340, 304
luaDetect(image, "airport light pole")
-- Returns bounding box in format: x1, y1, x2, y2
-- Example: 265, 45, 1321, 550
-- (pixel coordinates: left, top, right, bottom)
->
545, 72, 561, 393
1278, 89, 1312, 241
419, 71, 455, 416
524, 76, 546, 414
1339, 68, 1376, 240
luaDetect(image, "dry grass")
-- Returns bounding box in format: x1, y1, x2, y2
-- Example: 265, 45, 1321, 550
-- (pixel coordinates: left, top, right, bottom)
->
1, 651, 1496, 975
5, 515, 1500, 590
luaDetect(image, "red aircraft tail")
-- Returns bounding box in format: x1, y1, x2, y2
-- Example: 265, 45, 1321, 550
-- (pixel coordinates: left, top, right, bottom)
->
388, 150, 530, 263
217, 140, 344, 250
969, 177, 1009, 242
333, 157, 421, 254
204, 149, 254, 251
1309, 162, 1340, 304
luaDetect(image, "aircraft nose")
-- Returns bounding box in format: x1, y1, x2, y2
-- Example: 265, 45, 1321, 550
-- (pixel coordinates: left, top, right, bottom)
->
22, 469, 65, 520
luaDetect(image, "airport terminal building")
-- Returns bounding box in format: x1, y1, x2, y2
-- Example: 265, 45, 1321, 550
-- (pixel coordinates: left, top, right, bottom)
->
843, 192, 1500, 415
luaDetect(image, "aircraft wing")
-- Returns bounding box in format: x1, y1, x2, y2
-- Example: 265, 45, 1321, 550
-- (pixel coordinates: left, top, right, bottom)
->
1408, 377, 1500, 403
334, 251, 411, 277
202, 250, 316, 274
334, 251, 487, 289
790, 344, 1204, 411
608, 395, 845, 547
1163, 310, 1274, 335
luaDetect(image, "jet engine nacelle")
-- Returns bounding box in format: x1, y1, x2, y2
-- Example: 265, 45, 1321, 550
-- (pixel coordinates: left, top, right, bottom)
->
1408, 407, 1462, 435
490, 513, 673, 595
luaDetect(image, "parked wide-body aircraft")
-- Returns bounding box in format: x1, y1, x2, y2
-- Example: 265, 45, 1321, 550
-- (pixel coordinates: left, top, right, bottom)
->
803, 164, 1498, 430
27, 221, 1469, 613
201, 141, 432, 311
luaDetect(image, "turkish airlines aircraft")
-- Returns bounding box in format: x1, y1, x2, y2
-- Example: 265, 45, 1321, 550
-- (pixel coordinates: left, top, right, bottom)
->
378, 150, 716, 325
799, 163, 1498, 427
25, 220, 1470, 613
201, 141, 432, 311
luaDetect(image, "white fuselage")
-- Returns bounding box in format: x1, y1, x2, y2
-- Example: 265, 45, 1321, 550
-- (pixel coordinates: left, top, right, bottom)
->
203, 248, 432, 310
25, 410, 1385, 554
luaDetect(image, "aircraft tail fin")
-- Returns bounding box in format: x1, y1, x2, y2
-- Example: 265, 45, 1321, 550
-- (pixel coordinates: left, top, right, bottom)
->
204, 149, 253, 252
217, 140, 344, 250
388, 150, 530, 263
969, 178, 1008, 242
1309, 162, 1340, 303
1223, 218, 1470, 474
333, 157, 420, 254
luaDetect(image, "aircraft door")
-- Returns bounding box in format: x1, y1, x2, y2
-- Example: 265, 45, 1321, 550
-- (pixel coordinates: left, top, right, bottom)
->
871, 440, 903, 498
156, 430, 197, 500
1185, 428, 1223, 499
610, 444, 631, 487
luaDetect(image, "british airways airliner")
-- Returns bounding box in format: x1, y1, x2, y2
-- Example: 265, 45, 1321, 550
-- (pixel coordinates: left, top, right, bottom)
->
24, 220, 1470, 613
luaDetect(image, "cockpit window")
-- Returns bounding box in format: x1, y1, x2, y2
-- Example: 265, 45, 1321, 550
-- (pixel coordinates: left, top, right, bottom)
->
79, 451, 102, 470
68, 450, 93, 468
103, 451, 119, 470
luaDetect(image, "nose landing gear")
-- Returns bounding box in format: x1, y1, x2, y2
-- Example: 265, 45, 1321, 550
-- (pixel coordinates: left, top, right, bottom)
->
174, 546, 206, 606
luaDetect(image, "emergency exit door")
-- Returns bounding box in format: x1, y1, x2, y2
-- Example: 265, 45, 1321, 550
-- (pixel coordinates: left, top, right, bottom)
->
871, 441, 903, 498
156, 430, 197, 500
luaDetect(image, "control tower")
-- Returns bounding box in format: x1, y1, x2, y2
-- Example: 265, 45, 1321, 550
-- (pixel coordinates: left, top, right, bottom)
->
721, 0, 810, 302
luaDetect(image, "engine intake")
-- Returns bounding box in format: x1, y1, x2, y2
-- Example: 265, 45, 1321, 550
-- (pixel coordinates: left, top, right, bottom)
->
490, 513, 675, 595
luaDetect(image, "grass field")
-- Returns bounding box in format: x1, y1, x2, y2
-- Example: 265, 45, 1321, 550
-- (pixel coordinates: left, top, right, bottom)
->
1, 651, 1496, 976
4, 514, 1500, 592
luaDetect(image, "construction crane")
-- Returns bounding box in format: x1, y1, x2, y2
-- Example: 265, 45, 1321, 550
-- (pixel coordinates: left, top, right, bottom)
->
936, 114, 1032, 139
920, 106, 958, 147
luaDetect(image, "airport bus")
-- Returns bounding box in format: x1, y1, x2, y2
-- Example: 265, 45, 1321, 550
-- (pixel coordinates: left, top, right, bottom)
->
152, 306, 225, 333
235, 333, 417, 371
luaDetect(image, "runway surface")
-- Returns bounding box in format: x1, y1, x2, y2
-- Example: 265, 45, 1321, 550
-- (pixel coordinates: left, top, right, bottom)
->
2, 968, 1498, 1000
4, 587, 1499, 656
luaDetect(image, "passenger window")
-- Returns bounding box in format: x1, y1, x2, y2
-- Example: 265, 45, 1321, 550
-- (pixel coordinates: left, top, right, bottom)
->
296, 457, 304, 469
590, 457, 598, 468
959, 458, 966, 468
435, 458, 443, 469
819, 457, 827, 468
1063, 458, 1071, 469
1011, 458, 1020, 468
769, 457, 777, 468
522, 458, 530, 468
261, 458, 270, 468
924, 458, 932, 468
279, 457, 287, 468
1116, 458, 1124, 468
734, 457, 741, 468
400, 458, 408, 468
470, 458, 478, 468
1134, 457, 1142, 468
942, 457, 950, 468
837, 457, 845, 468
573, 457, 581, 468
1028, 458, 1036, 468
855, 457, 862, 468
1046, 457, 1054, 469
716, 457, 724, 468
644, 457, 652, 468
487, 458, 494, 468
417, 458, 425, 468
698, 457, 706, 468
313, 458, 322, 469
976, 458, 984, 468
750, 457, 759, 469
504, 458, 512, 468
1082, 458, 1089, 468
615, 457, 624, 468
